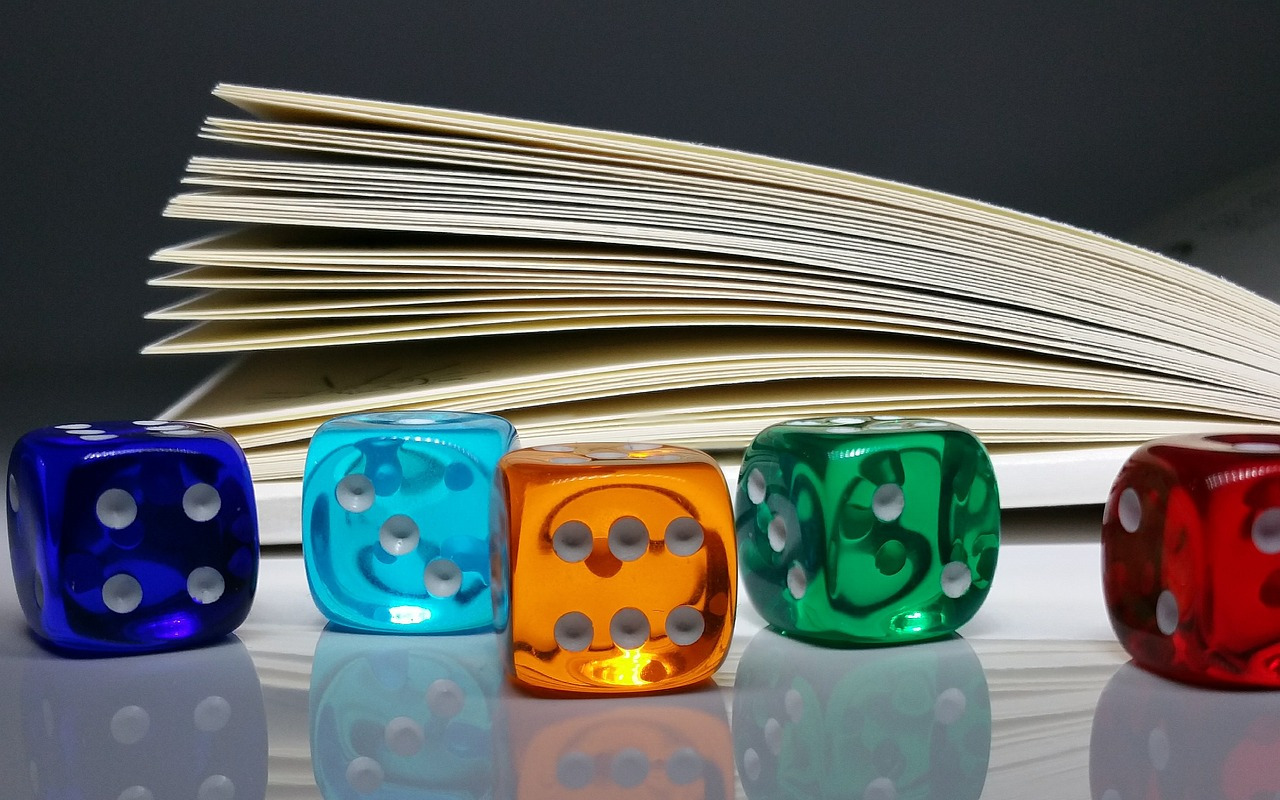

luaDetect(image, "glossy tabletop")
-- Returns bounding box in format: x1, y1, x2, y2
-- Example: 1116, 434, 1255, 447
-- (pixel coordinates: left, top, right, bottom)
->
0, 508, 1264, 800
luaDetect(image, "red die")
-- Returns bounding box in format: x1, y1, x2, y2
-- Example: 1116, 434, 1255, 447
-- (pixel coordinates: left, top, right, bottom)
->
1102, 433, 1280, 688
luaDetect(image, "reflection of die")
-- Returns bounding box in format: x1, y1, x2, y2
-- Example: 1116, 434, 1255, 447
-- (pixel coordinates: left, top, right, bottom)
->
309, 630, 503, 800
1091, 661, 1280, 800
736, 417, 1000, 644
1102, 433, 1280, 687
20, 636, 267, 800
302, 411, 518, 633
501, 683, 733, 800
733, 628, 990, 800
6, 421, 258, 653
497, 443, 736, 693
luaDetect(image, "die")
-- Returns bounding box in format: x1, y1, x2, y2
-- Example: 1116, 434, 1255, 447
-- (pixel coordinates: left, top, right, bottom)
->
302, 410, 518, 633
17, 636, 267, 800
6, 420, 259, 653
310, 629, 503, 800
1091, 662, 1280, 800
736, 417, 1000, 644
1101, 432, 1280, 687
733, 628, 990, 800
501, 682, 733, 800
496, 443, 736, 693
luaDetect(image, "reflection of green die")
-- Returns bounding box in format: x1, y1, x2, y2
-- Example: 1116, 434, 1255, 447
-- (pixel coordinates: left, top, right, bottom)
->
733, 628, 991, 800
737, 417, 1000, 644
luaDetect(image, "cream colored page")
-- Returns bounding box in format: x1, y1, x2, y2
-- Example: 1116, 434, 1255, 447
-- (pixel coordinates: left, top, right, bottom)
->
162, 329, 1279, 434
163, 187, 1279, 375
188, 115, 1280, 338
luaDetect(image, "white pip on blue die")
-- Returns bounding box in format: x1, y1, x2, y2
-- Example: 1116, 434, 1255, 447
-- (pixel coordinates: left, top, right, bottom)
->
302, 411, 518, 634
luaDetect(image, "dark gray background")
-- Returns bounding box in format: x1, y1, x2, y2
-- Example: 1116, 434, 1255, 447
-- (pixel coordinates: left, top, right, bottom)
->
3, 3, 1279, 462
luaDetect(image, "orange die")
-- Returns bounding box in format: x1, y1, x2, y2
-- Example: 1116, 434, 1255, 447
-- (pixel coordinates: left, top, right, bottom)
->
496, 443, 737, 694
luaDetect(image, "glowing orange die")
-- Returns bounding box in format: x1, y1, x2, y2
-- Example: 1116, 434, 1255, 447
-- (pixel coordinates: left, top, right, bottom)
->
496, 443, 737, 694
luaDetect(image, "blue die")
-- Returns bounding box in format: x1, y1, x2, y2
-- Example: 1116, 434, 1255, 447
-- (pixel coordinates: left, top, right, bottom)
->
302, 411, 518, 633
6, 421, 259, 653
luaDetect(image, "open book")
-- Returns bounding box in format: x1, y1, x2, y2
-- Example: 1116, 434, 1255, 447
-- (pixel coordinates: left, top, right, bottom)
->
148, 84, 1280, 539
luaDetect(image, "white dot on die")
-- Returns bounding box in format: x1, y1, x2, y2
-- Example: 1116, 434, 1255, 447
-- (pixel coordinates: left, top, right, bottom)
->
397, 417, 437, 425
187, 567, 226, 604
647, 453, 682, 462
379, 515, 420, 556
96, 489, 137, 529
746, 469, 767, 504
56, 423, 92, 430
1118, 487, 1142, 533
346, 757, 384, 795
426, 678, 464, 719
194, 696, 231, 732
787, 564, 808, 599
103, 573, 143, 614
1253, 508, 1280, 554
611, 607, 650, 650
863, 777, 897, 800
934, 688, 967, 724
609, 517, 649, 561
110, 705, 150, 745
424, 558, 462, 598
132, 420, 165, 427
550, 456, 590, 465
555, 611, 593, 652
666, 747, 703, 785
552, 520, 594, 562
1156, 590, 1179, 635
80, 434, 118, 442
118, 786, 154, 800
830, 416, 869, 425
8, 474, 18, 513
612, 748, 650, 788
940, 562, 972, 598
767, 516, 789, 552
336, 474, 375, 513
742, 748, 762, 781
557, 751, 594, 789
872, 484, 905, 523
197, 776, 235, 800
588, 450, 627, 460
825, 426, 863, 434
160, 429, 201, 436
183, 483, 222, 522
74, 429, 106, 436
1233, 441, 1280, 453
763, 717, 783, 755
385, 716, 425, 756
784, 689, 804, 723
665, 605, 705, 645
665, 517, 704, 556
534, 444, 575, 452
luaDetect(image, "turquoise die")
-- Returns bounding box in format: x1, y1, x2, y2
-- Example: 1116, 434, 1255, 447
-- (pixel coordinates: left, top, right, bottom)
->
302, 411, 518, 633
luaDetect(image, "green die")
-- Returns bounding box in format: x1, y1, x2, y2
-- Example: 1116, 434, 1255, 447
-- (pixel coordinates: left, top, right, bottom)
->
736, 417, 1000, 644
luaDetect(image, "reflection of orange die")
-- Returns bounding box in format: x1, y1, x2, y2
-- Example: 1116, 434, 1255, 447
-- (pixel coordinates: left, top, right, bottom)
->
497, 443, 737, 693
502, 685, 734, 800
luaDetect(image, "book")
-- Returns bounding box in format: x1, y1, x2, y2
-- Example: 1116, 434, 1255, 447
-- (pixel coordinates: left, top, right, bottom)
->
147, 84, 1280, 542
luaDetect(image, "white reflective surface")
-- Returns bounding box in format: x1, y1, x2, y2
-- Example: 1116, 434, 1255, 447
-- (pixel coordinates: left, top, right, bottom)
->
2, 510, 1273, 799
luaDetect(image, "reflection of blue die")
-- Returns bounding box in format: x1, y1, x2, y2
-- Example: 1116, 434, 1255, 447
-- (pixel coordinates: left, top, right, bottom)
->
302, 411, 518, 633
310, 630, 503, 800
6, 421, 259, 653
20, 636, 267, 800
